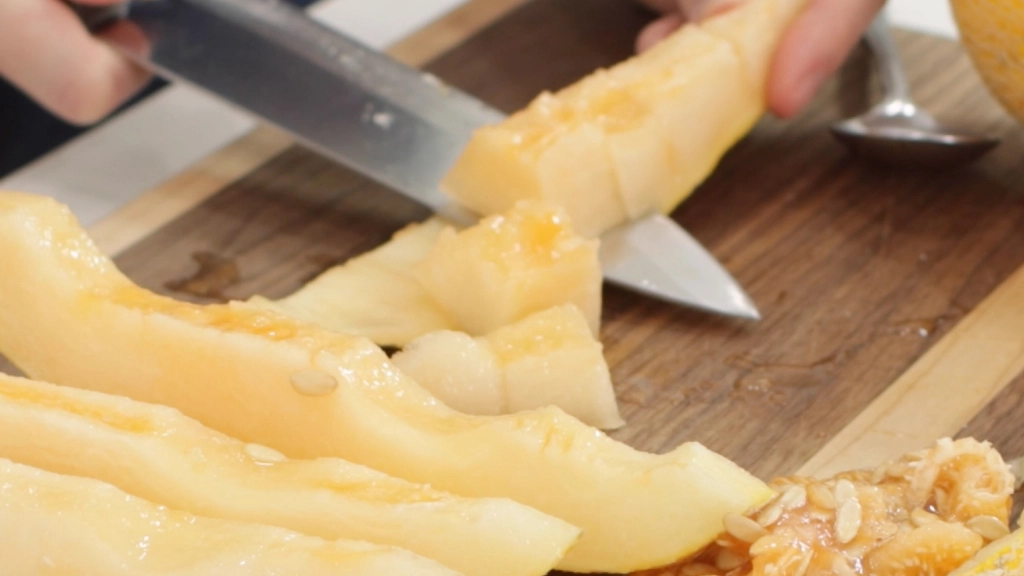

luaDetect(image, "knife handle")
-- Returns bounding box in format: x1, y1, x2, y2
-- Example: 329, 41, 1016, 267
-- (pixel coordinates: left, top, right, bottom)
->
65, 1, 129, 32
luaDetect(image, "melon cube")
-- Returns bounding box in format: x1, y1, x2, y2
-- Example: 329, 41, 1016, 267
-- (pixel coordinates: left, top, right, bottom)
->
391, 330, 505, 416
393, 305, 623, 429
619, 27, 763, 213
487, 305, 624, 429
442, 97, 629, 239
416, 201, 601, 336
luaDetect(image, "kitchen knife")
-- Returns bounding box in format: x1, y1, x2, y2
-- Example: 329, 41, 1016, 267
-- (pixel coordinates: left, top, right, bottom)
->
76, 0, 760, 320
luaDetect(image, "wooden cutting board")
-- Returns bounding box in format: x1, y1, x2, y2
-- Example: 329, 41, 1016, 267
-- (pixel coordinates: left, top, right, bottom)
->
8, 0, 1024, 484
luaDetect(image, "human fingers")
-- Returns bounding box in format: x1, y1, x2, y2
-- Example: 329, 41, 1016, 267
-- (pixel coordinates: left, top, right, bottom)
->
0, 0, 151, 125
636, 13, 685, 53
635, 0, 741, 53
768, 0, 885, 117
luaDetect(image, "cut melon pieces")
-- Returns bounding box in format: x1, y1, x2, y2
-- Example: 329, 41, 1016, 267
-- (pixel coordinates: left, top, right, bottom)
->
441, 0, 809, 232
700, 0, 810, 94
416, 201, 602, 336
0, 373, 578, 576
254, 201, 601, 345
392, 330, 506, 416
614, 27, 762, 214
438, 99, 629, 239
251, 218, 453, 347
0, 459, 459, 576
0, 191, 774, 573
393, 305, 624, 429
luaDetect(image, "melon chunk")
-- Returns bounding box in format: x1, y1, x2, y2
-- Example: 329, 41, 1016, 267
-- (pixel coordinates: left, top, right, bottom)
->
0, 459, 459, 576
0, 191, 774, 573
441, 0, 809, 232
393, 305, 624, 429
614, 27, 762, 214
438, 99, 629, 239
392, 330, 506, 416
416, 201, 602, 336
254, 201, 601, 345
251, 218, 453, 347
701, 0, 809, 94
0, 372, 578, 576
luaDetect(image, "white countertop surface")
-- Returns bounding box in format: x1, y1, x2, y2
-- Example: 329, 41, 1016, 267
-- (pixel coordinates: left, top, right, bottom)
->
0, 0, 958, 227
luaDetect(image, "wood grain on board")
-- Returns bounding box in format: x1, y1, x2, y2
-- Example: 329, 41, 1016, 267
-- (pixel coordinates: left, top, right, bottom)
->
11, 0, 1024, 482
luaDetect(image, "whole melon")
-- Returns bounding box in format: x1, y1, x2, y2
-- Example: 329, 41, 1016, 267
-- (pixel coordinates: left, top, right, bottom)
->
951, 0, 1024, 122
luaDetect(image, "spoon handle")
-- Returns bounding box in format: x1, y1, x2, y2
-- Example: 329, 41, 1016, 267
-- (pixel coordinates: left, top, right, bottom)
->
864, 11, 912, 104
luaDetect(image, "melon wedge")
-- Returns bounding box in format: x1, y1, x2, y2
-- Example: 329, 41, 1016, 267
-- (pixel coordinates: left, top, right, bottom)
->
393, 305, 624, 429
0, 191, 774, 573
251, 218, 453, 347
440, 0, 809, 233
416, 201, 602, 336
0, 458, 459, 576
0, 372, 578, 576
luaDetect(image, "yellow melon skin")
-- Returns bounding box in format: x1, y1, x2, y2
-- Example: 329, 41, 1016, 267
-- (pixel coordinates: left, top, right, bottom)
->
0, 373, 578, 576
0, 191, 774, 573
951, 526, 1024, 576
393, 305, 624, 430
0, 459, 460, 576
250, 218, 454, 347
440, 0, 809, 235
951, 0, 1024, 123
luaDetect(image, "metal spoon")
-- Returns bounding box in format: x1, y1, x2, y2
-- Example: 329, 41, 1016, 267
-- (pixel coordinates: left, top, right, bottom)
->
831, 12, 1000, 168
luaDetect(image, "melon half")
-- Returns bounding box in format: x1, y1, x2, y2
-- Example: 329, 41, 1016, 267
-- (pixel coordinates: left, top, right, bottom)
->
0, 372, 578, 576
440, 0, 809, 235
0, 191, 774, 573
0, 459, 459, 576
951, 0, 1024, 123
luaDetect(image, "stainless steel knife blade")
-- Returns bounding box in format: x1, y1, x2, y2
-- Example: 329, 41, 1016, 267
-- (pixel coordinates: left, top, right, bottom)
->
84, 0, 760, 319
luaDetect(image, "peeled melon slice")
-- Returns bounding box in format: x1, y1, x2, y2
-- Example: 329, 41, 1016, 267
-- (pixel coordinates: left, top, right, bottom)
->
250, 218, 453, 347
0, 372, 578, 576
0, 459, 459, 576
441, 0, 809, 232
393, 305, 624, 429
0, 191, 774, 573
416, 201, 602, 336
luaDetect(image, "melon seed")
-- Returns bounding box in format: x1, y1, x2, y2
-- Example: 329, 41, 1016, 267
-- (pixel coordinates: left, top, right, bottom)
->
835, 497, 862, 544
290, 369, 339, 396
244, 442, 288, 465
724, 512, 767, 543
966, 515, 1011, 541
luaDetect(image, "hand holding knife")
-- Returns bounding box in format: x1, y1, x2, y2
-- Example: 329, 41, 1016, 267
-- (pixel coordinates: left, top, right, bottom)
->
68, 0, 760, 320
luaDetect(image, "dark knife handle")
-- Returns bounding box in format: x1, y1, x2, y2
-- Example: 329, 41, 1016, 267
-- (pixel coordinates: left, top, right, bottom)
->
65, 2, 129, 32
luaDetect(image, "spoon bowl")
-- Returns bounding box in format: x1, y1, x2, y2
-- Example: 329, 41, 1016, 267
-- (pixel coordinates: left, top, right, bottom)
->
831, 14, 1000, 168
